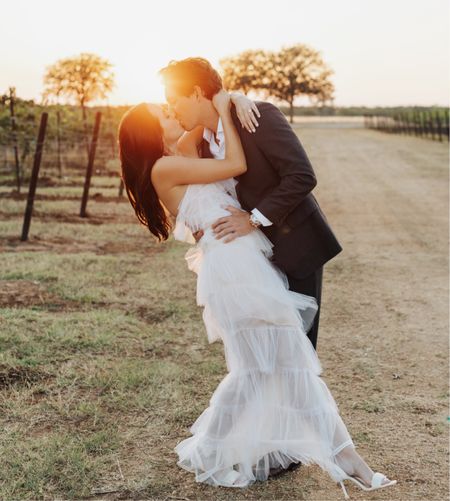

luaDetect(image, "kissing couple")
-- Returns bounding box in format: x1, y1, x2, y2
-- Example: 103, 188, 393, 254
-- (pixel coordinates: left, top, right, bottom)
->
117, 57, 397, 498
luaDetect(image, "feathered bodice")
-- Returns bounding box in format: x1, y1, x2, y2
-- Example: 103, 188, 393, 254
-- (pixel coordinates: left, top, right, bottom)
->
173, 178, 242, 244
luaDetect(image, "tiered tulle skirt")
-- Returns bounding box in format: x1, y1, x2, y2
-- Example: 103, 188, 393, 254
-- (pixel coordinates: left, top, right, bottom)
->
174, 226, 355, 487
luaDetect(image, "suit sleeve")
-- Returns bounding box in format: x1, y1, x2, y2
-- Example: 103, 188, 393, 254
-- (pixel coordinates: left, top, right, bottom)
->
247, 102, 317, 226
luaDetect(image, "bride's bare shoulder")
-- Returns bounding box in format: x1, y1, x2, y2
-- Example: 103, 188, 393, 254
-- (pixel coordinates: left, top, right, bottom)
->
151, 156, 175, 182
151, 155, 190, 192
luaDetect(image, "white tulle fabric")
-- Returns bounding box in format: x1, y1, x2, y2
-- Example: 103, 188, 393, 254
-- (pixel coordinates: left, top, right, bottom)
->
172, 179, 355, 488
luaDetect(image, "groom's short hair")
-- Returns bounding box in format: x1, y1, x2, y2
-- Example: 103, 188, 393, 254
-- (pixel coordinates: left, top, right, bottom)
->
159, 57, 222, 100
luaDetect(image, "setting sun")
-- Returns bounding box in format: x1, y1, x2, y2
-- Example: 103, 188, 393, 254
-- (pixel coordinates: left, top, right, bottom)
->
1, 0, 448, 106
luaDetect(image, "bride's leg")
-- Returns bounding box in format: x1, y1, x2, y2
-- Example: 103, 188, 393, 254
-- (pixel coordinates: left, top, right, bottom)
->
331, 413, 394, 487
334, 443, 394, 487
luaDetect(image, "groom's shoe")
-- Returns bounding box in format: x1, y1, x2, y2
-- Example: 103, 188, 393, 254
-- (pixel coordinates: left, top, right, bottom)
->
269, 461, 302, 478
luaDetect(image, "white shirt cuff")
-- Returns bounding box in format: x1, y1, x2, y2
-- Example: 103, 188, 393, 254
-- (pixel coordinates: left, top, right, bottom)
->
251, 208, 273, 226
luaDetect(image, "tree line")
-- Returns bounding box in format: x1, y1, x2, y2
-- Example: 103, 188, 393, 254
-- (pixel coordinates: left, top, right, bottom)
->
2, 46, 446, 190
221, 44, 334, 123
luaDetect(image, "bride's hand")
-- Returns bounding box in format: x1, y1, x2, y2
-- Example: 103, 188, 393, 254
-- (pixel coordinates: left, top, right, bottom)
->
230, 92, 261, 133
212, 90, 231, 114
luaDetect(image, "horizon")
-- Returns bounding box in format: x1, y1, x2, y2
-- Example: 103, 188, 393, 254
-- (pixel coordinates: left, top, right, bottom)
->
6, 99, 447, 111
1, 0, 449, 108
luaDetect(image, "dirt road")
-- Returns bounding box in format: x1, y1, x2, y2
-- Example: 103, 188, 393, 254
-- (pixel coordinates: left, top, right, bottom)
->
294, 126, 449, 500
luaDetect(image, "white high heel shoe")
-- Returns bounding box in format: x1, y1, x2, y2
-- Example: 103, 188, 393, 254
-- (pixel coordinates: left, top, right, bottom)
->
221, 468, 247, 487
337, 471, 397, 499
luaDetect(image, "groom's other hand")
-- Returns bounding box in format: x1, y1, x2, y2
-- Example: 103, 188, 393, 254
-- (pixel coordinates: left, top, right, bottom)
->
212, 206, 254, 243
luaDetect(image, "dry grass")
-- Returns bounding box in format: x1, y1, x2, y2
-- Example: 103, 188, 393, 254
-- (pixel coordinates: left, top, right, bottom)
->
0, 127, 448, 500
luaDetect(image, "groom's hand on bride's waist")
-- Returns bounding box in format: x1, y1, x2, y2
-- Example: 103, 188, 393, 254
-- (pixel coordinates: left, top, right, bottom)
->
211, 206, 255, 243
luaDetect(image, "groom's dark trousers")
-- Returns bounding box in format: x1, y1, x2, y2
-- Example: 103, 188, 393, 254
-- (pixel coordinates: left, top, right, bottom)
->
286, 266, 323, 350
202, 101, 342, 352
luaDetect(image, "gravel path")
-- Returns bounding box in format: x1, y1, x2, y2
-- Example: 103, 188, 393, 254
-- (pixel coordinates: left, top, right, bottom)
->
297, 126, 448, 501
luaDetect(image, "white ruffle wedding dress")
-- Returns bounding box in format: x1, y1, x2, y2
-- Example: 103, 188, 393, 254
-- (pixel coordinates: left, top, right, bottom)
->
172, 178, 356, 488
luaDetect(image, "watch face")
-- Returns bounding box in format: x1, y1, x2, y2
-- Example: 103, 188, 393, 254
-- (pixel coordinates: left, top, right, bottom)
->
250, 215, 261, 226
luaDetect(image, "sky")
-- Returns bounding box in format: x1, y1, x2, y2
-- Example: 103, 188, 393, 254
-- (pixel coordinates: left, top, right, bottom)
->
0, 0, 448, 107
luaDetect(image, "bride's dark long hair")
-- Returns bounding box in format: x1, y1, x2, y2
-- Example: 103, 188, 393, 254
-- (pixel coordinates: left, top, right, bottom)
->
118, 103, 171, 241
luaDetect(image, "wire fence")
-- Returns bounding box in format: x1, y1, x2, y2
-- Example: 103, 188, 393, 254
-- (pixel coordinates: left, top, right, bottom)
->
0, 92, 128, 192
1, 95, 448, 243
364, 110, 449, 141
1, 119, 120, 181
0, 95, 127, 239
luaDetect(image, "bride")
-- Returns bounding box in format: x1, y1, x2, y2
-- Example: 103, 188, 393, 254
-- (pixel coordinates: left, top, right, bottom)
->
117, 90, 397, 499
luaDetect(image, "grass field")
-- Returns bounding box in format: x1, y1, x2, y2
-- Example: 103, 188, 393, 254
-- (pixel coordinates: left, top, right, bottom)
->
0, 126, 448, 500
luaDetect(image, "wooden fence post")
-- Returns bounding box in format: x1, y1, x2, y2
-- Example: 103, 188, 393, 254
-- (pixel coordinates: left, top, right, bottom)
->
109, 132, 116, 160
399, 114, 405, 135
56, 109, 63, 177
364, 109, 448, 141
419, 111, 424, 137
21, 113, 48, 241
445, 110, 449, 141
413, 111, 419, 137
399, 113, 404, 135
9, 87, 21, 193
404, 113, 408, 135
80, 112, 102, 217
428, 112, 435, 141
423, 112, 428, 138
435, 111, 443, 142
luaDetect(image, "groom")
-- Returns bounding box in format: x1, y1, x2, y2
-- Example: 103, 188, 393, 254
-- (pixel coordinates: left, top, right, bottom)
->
159, 57, 342, 353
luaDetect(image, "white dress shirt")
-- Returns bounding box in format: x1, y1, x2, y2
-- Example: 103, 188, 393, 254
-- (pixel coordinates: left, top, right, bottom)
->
203, 117, 273, 227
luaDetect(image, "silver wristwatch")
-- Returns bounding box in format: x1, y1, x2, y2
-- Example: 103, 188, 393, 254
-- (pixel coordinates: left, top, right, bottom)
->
249, 213, 262, 228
